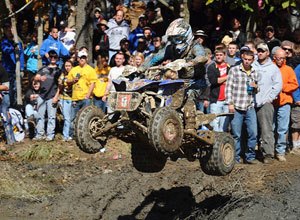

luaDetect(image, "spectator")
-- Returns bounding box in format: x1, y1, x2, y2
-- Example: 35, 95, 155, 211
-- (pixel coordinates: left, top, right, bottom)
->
141, 26, 155, 57
207, 46, 230, 132
39, 27, 69, 67
291, 64, 300, 154
129, 14, 149, 53
103, 52, 126, 104
58, 20, 76, 52
226, 41, 240, 66
67, 49, 97, 122
253, 43, 282, 164
1, 22, 25, 107
226, 50, 259, 164
229, 17, 246, 48
281, 40, 296, 68
109, 38, 131, 67
33, 50, 61, 141
58, 60, 73, 141
93, 55, 110, 113
93, 7, 104, 30
273, 48, 298, 162
134, 52, 145, 68
24, 78, 41, 137
193, 30, 208, 48
264, 25, 281, 53
93, 19, 109, 61
289, 43, 300, 70
49, 0, 69, 29
24, 32, 39, 85
143, 36, 167, 68
106, 10, 130, 61
0, 63, 16, 145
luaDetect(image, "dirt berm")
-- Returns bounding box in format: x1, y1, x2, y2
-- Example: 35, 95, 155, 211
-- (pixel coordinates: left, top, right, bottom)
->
0, 137, 300, 220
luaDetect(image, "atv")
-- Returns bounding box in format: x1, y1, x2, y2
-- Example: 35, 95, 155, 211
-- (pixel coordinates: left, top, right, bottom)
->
74, 63, 235, 176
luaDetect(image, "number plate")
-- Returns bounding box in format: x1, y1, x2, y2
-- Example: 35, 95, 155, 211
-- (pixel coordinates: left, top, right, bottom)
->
116, 93, 132, 110
108, 92, 142, 112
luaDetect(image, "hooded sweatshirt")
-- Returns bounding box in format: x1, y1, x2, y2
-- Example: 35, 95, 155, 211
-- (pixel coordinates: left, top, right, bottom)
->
105, 19, 130, 51
39, 34, 69, 66
253, 57, 282, 107
273, 61, 298, 106
1, 37, 25, 73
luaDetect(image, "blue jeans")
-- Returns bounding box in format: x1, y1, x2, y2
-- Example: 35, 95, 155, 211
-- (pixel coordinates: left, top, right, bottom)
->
93, 97, 106, 113
71, 99, 92, 122
274, 104, 291, 155
0, 92, 15, 144
210, 101, 229, 132
60, 99, 72, 139
36, 98, 57, 139
231, 108, 257, 162
197, 101, 210, 114
25, 96, 42, 118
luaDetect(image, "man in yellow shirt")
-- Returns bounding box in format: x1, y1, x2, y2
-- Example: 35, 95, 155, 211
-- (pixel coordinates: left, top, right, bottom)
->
67, 49, 98, 120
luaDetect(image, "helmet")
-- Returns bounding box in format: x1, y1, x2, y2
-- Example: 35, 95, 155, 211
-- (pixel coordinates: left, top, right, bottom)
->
165, 18, 194, 54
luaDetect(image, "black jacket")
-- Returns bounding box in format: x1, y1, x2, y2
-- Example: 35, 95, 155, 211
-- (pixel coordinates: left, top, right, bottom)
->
207, 63, 230, 103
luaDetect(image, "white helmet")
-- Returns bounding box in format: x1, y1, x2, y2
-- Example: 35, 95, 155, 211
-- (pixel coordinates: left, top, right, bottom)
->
165, 18, 194, 54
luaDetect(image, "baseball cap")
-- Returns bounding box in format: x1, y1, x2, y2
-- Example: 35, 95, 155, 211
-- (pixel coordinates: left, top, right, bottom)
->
78, 50, 88, 58
265, 25, 274, 32
94, 7, 101, 13
240, 46, 250, 53
256, 43, 269, 52
194, 30, 207, 37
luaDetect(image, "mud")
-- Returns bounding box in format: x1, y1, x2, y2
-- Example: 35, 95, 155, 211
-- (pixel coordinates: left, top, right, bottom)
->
0, 137, 300, 220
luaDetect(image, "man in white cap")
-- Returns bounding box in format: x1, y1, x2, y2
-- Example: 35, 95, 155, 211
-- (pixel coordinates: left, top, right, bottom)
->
253, 42, 282, 164
193, 30, 208, 47
67, 48, 98, 121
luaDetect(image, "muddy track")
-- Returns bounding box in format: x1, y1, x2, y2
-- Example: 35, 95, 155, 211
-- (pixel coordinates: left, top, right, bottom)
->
1, 139, 300, 219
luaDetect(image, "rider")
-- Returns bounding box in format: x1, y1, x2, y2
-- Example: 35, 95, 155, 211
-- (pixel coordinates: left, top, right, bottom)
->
143, 18, 208, 131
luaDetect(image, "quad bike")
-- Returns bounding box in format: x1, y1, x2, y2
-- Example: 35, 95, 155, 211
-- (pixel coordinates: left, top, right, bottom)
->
74, 62, 235, 176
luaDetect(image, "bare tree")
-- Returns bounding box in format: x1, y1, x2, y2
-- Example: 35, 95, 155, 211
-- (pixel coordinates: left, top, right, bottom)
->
4, 0, 22, 105
75, 0, 95, 53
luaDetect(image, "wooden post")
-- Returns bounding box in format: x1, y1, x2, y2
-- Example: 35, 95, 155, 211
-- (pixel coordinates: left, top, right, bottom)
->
4, 0, 22, 105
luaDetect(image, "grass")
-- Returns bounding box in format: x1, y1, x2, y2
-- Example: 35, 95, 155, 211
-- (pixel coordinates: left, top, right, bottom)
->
19, 141, 69, 162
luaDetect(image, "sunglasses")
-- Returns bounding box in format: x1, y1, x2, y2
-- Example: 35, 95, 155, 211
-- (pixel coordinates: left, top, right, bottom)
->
79, 56, 87, 59
282, 47, 293, 52
257, 49, 266, 53
50, 55, 58, 59
275, 57, 286, 61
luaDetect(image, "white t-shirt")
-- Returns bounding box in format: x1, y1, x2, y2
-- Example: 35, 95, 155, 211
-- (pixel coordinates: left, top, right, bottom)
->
108, 66, 125, 92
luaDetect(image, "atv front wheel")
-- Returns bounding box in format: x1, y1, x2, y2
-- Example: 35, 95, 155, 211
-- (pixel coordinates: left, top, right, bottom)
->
148, 107, 183, 153
200, 132, 235, 176
75, 106, 107, 154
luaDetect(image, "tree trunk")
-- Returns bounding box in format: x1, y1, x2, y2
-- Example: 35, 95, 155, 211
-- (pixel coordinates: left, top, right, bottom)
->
183, 0, 190, 23
75, 0, 94, 57
5, 0, 22, 105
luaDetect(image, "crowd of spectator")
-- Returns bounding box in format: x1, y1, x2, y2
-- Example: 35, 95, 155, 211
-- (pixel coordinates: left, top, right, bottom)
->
1, 0, 300, 165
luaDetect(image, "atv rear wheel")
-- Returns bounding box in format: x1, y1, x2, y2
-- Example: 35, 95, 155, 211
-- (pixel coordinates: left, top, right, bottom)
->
75, 106, 107, 154
148, 107, 183, 154
200, 132, 235, 176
